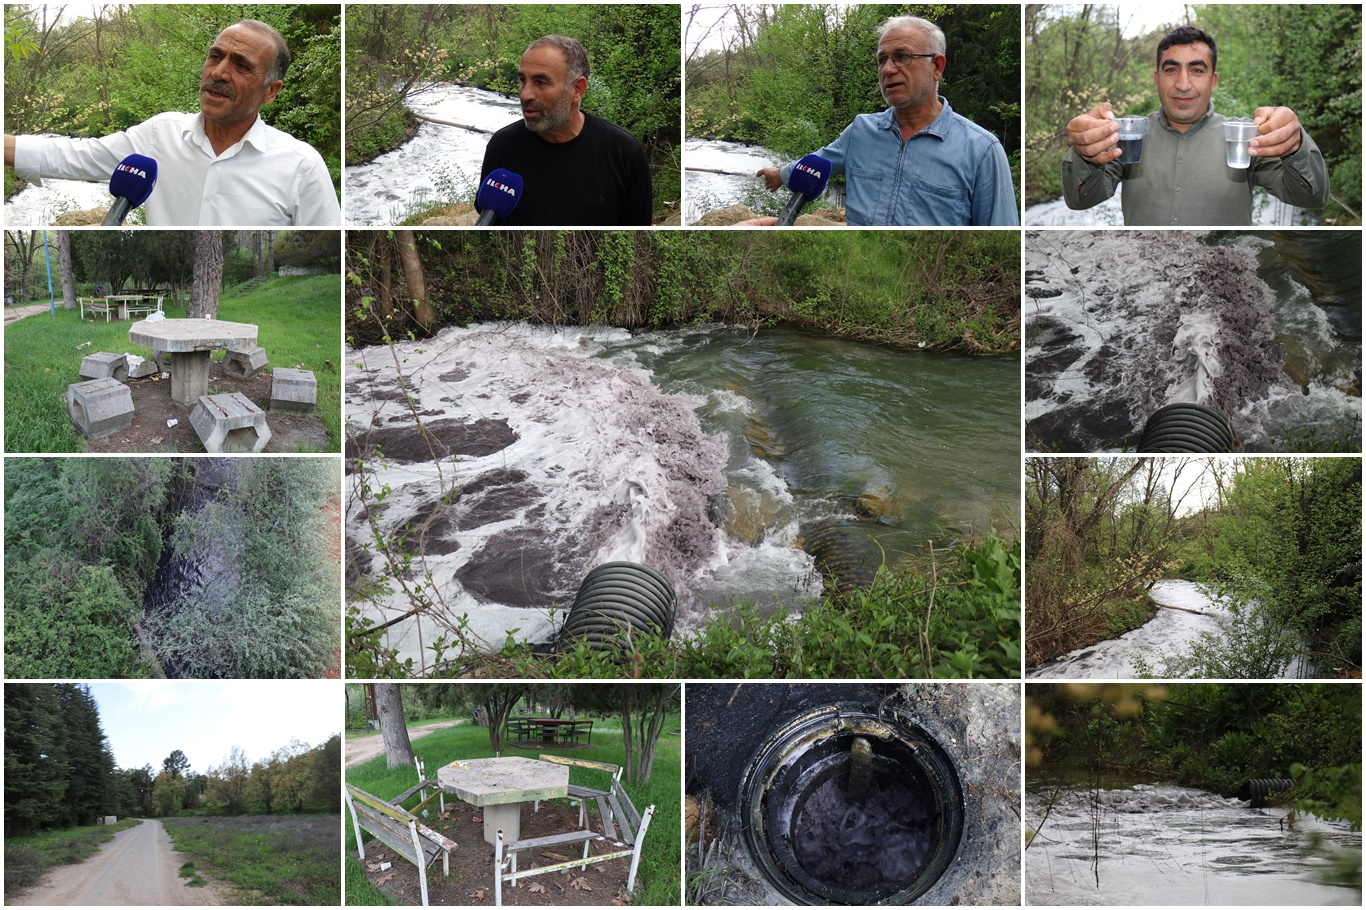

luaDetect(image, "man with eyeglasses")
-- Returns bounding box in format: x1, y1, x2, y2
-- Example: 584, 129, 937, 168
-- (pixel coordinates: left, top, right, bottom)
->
754, 15, 1018, 226
1061, 25, 1328, 225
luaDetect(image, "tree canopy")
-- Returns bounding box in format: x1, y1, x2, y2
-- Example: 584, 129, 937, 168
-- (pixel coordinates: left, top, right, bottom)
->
3, 4, 341, 188
1025, 4, 1362, 222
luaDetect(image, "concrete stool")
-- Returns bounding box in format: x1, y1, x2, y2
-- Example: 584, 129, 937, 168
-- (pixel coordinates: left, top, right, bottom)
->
223, 346, 268, 380
190, 392, 272, 453
270, 368, 317, 414
68, 378, 134, 439
79, 352, 128, 382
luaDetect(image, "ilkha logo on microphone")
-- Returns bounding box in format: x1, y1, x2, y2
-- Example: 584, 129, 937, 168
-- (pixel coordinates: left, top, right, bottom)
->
794, 161, 823, 180
116, 162, 150, 180
484, 176, 518, 198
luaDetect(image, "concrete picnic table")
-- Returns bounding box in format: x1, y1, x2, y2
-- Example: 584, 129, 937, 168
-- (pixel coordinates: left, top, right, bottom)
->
437, 756, 569, 845
128, 318, 258, 405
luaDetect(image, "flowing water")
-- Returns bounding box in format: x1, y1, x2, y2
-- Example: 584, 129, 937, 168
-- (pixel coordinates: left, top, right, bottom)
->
345, 84, 520, 225
1027, 784, 1360, 905
1027, 579, 1316, 680
4, 158, 114, 225
1026, 185, 1303, 227
1026, 230, 1361, 452
345, 323, 1019, 668
684, 137, 845, 224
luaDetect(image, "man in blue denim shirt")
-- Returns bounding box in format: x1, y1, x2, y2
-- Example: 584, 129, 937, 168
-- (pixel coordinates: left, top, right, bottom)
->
756, 15, 1018, 226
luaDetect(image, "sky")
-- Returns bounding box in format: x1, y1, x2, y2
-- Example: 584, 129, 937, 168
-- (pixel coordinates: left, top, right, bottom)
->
89, 681, 340, 774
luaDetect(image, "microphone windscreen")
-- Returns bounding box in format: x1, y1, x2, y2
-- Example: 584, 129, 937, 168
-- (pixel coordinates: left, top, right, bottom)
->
477, 168, 523, 219
109, 154, 158, 207
787, 154, 831, 199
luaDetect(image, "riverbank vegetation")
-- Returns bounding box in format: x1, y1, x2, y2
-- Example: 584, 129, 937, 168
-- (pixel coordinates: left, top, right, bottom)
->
1026, 457, 1361, 677
4, 683, 341, 904
1025, 5, 1362, 223
347, 534, 1020, 680
2, 4, 341, 199
4, 458, 340, 678
345, 4, 679, 222
686, 4, 1020, 209
1027, 683, 1361, 831
347, 230, 1019, 353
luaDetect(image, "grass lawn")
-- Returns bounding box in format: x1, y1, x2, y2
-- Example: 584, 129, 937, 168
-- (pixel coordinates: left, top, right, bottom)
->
3, 274, 341, 452
345, 718, 682, 906
3, 818, 143, 898
161, 814, 341, 906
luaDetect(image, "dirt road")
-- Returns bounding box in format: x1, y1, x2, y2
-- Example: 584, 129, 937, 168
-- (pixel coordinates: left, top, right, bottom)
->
4, 304, 51, 326
11, 819, 223, 906
345, 719, 463, 767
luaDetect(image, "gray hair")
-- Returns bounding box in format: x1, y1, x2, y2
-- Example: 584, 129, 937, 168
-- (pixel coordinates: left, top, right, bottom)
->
525, 35, 591, 82
876, 15, 945, 56
230, 19, 291, 85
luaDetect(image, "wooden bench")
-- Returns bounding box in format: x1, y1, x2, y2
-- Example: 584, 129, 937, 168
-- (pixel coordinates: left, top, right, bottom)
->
79, 297, 117, 322
345, 780, 457, 907
125, 296, 163, 319
493, 755, 655, 906
505, 717, 536, 745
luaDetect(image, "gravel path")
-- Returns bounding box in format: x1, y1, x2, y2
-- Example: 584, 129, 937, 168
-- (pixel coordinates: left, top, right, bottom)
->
344, 719, 463, 767
10, 819, 223, 906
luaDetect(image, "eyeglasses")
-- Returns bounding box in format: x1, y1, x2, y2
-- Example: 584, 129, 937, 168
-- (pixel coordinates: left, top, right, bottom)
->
876, 52, 936, 68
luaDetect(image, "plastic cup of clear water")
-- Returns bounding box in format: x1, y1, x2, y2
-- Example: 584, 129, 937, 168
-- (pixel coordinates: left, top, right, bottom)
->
1223, 118, 1259, 168
1114, 116, 1147, 164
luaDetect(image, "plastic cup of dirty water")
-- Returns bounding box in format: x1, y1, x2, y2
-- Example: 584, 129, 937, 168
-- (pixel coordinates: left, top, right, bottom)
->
1223, 118, 1258, 168
1115, 116, 1147, 164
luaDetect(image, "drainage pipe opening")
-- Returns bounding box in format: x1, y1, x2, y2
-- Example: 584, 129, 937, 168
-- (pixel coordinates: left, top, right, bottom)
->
740, 707, 964, 905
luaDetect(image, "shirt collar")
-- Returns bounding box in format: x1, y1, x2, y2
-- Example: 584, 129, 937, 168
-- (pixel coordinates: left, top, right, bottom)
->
876, 95, 954, 139
1156, 102, 1216, 134
186, 112, 270, 157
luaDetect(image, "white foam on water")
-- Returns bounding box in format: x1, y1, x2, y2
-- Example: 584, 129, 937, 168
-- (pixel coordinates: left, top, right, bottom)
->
1028, 784, 1360, 906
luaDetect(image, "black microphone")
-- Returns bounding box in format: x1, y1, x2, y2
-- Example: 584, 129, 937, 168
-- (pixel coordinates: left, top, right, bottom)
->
101, 154, 158, 226
475, 168, 523, 226
776, 154, 832, 226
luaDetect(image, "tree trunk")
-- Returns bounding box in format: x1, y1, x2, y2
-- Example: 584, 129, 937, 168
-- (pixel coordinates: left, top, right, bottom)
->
374, 234, 393, 318
265, 231, 275, 272
394, 230, 435, 329
58, 230, 76, 309
189, 231, 223, 318
376, 684, 415, 769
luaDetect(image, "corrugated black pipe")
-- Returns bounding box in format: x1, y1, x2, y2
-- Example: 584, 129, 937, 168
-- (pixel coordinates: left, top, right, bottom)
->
1234, 778, 1296, 808
557, 562, 676, 649
1137, 403, 1235, 452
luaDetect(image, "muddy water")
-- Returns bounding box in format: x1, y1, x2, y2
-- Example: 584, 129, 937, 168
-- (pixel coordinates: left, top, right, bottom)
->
1027, 784, 1360, 905
1026, 579, 1312, 680
345, 323, 1019, 668
1026, 231, 1361, 452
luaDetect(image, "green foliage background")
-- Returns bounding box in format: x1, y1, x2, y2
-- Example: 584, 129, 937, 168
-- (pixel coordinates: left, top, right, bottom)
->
686, 5, 1020, 184
3, 4, 342, 195
4, 458, 339, 679
1025, 4, 1362, 223
345, 4, 680, 220
348, 229, 1020, 354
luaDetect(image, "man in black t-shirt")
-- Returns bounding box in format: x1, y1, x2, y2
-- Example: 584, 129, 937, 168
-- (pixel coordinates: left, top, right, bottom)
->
479, 35, 652, 226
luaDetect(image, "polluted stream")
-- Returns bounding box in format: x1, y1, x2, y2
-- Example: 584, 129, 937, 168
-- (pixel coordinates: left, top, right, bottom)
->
1027, 784, 1361, 906
1025, 184, 1305, 227
345, 323, 1019, 667
345, 84, 519, 225
1026, 579, 1315, 680
684, 137, 845, 223
1026, 230, 1361, 452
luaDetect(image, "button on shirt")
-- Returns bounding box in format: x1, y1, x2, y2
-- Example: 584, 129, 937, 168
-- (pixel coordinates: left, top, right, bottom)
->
1061, 105, 1328, 225
779, 97, 1018, 226
12, 112, 341, 226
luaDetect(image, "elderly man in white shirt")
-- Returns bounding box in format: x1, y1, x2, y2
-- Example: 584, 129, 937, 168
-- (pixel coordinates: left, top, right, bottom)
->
4, 19, 340, 226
